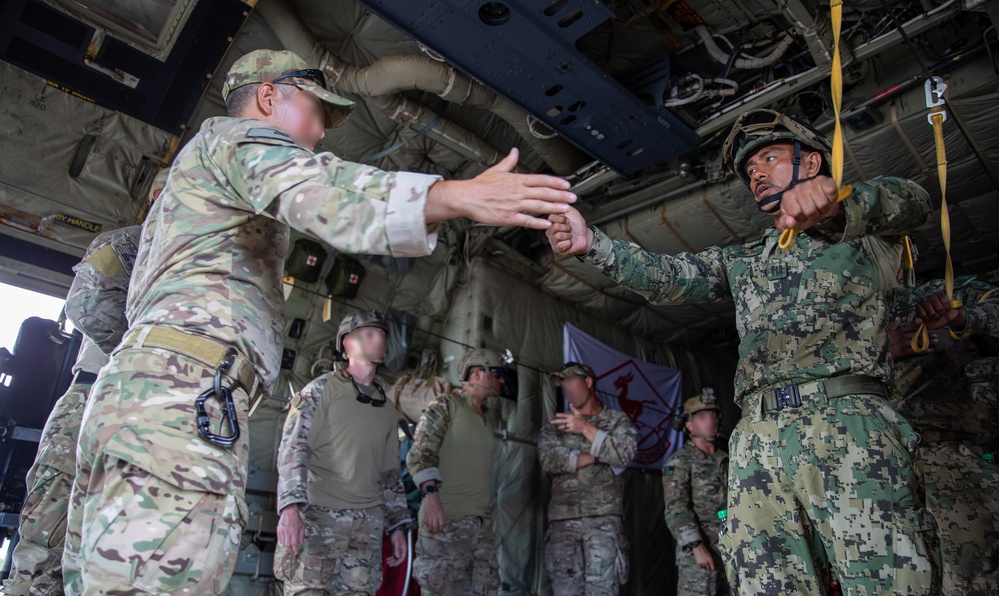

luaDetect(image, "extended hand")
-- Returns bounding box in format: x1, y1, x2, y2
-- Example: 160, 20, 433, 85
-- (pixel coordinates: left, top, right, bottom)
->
546, 207, 594, 255
426, 148, 576, 230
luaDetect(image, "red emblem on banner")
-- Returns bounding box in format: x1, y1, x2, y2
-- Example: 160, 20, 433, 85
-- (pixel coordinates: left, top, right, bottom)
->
600, 360, 675, 466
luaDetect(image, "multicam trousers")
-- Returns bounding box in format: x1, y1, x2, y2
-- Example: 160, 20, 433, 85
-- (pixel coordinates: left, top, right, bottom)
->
413, 515, 499, 596
544, 514, 628, 596
674, 539, 727, 596
274, 505, 386, 595
62, 346, 249, 595
3, 382, 90, 595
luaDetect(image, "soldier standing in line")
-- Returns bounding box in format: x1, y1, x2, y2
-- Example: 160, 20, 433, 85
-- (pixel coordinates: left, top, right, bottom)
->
406, 349, 506, 595
538, 361, 637, 596
662, 389, 728, 596
273, 311, 410, 595
7, 171, 163, 594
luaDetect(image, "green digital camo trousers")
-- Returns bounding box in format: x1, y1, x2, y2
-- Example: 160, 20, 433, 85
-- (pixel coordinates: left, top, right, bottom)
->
413, 515, 499, 596
674, 540, 727, 596
918, 441, 999, 594
62, 346, 248, 595
721, 391, 936, 595
544, 515, 628, 596
274, 505, 385, 595
3, 383, 89, 595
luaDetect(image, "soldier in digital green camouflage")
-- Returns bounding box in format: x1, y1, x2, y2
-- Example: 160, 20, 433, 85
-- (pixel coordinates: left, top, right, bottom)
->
64, 48, 577, 594
537, 362, 636, 596
889, 272, 999, 594
406, 349, 505, 595
662, 389, 728, 596
4, 168, 154, 595
273, 311, 411, 595
546, 108, 936, 593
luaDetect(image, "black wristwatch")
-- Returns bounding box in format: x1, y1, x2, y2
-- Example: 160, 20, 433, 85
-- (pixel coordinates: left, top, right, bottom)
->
420, 483, 439, 497
683, 540, 703, 553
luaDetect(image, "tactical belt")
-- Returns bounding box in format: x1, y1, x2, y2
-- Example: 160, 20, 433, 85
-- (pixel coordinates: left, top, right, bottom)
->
742, 374, 886, 417
73, 371, 98, 386
918, 430, 972, 444
120, 326, 263, 409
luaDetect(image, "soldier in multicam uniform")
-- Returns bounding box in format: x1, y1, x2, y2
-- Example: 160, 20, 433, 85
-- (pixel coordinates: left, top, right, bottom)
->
273, 311, 410, 595
4, 338, 109, 596
406, 349, 505, 595
546, 108, 936, 593
537, 362, 636, 596
662, 389, 728, 596
4, 172, 162, 595
64, 48, 576, 594
890, 273, 999, 594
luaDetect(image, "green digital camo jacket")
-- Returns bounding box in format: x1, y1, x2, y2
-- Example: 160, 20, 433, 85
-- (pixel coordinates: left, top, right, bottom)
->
580, 177, 931, 405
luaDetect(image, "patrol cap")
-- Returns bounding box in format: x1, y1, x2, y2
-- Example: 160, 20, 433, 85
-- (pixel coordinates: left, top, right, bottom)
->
457, 349, 504, 382
549, 362, 596, 386
336, 310, 388, 353
222, 49, 355, 128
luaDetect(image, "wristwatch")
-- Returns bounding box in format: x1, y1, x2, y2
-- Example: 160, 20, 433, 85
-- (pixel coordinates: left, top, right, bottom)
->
420, 483, 439, 497
683, 540, 703, 553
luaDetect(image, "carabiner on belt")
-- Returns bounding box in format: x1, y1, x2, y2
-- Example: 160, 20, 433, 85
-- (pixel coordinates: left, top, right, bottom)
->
195, 347, 242, 448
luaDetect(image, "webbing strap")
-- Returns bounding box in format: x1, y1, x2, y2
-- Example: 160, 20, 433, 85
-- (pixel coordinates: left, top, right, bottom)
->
912, 105, 961, 353
779, 0, 847, 250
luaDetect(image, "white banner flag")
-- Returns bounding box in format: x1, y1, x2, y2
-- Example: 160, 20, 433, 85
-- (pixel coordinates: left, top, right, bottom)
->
563, 323, 684, 470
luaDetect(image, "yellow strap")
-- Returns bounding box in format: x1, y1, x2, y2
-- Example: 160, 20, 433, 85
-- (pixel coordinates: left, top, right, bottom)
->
911, 324, 931, 353
830, 0, 844, 187
914, 106, 959, 351
779, 0, 845, 251
978, 287, 999, 304
931, 109, 958, 307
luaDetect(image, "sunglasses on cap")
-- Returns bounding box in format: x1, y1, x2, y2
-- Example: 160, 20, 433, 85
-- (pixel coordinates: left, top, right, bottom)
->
271, 68, 328, 91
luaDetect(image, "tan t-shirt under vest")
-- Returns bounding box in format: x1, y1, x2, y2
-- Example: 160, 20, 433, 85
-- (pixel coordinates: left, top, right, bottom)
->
306, 373, 399, 510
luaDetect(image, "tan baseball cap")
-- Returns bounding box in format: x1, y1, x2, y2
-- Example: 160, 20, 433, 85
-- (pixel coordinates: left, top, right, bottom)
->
549, 362, 596, 386
222, 49, 355, 128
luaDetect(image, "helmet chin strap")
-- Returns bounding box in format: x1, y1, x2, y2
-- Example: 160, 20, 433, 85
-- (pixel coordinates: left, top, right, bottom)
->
756, 140, 805, 214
